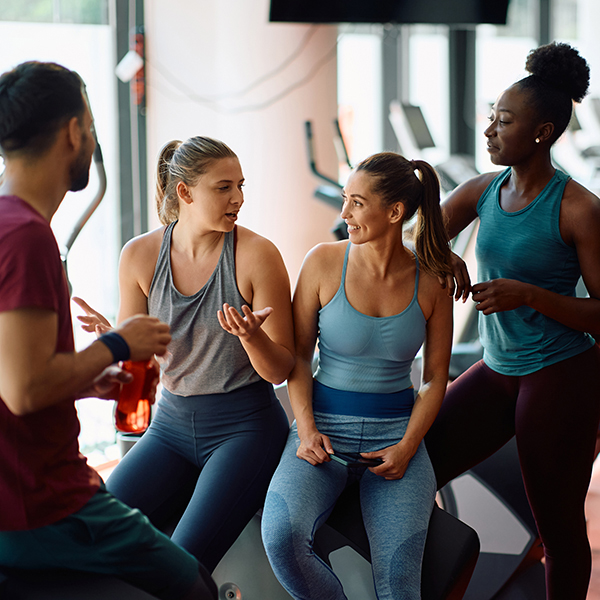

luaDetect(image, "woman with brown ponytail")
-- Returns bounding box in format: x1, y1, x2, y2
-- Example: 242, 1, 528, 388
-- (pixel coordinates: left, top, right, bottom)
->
261, 153, 453, 600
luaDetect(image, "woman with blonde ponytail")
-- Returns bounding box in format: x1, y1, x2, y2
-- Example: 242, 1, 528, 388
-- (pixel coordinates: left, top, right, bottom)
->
75, 135, 294, 573
261, 152, 453, 600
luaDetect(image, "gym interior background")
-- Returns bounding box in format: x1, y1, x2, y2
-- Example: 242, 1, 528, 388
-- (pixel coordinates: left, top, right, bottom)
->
0, 0, 598, 479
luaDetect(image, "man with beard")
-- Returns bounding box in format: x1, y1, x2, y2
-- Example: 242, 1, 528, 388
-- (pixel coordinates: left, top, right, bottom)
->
0, 62, 216, 600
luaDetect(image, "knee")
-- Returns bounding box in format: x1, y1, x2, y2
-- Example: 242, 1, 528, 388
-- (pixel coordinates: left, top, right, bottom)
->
261, 491, 310, 566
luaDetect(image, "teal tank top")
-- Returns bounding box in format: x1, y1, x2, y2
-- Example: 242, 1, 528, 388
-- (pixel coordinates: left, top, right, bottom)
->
475, 168, 594, 376
314, 242, 426, 393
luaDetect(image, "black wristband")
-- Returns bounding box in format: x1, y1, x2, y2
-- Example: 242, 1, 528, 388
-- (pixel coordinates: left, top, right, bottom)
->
98, 331, 131, 363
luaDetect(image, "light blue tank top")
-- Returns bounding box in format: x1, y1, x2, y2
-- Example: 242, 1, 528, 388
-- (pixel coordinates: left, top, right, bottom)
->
476, 168, 594, 376
148, 222, 261, 395
314, 242, 426, 394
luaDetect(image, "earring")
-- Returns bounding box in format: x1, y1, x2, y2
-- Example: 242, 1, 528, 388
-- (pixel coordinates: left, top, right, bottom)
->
535, 138, 540, 143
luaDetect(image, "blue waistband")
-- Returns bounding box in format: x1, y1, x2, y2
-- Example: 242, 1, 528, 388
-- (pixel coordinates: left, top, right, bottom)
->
312, 380, 414, 418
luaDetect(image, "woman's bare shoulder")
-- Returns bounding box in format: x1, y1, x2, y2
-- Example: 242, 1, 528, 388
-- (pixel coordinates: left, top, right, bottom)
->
119, 226, 166, 282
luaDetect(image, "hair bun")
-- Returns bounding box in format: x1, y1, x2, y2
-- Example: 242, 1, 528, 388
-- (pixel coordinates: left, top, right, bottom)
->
525, 42, 590, 103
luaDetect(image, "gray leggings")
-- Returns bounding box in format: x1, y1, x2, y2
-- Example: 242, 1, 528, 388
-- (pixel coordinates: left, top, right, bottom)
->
261, 413, 435, 600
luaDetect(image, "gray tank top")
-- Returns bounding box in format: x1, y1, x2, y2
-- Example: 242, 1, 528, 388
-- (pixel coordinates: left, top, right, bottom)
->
148, 221, 261, 396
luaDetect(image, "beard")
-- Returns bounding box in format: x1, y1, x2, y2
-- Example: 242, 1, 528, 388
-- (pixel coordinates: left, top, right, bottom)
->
69, 136, 93, 192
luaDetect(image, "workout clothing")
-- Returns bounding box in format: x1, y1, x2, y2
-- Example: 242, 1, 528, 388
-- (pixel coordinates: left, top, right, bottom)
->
148, 221, 261, 395
476, 168, 594, 375
263, 413, 435, 600
426, 169, 600, 600
262, 242, 434, 600
426, 346, 600, 599
0, 197, 208, 598
315, 242, 425, 393
109, 223, 289, 570
313, 380, 414, 418
107, 380, 289, 572
0, 196, 99, 531
0, 483, 202, 600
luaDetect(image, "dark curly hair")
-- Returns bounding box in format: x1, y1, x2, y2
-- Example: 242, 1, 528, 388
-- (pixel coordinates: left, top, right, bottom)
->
516, 42, 590, 143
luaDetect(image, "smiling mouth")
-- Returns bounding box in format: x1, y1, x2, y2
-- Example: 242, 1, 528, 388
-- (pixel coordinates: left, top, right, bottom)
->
347, 224, 361, 232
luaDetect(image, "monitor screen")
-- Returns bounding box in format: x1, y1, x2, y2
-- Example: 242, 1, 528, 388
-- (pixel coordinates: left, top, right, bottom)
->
269, 0, 510, 25
402, 104, 436, 150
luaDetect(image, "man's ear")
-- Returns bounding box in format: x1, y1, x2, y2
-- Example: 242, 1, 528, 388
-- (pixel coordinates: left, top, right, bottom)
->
66, 116, 82, 152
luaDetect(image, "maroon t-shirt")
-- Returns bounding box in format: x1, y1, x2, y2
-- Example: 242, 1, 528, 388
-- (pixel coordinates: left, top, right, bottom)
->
0, 196, 100, 531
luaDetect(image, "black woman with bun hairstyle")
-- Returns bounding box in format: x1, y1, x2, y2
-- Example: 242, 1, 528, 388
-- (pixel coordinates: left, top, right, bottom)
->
425, 42, 600, 599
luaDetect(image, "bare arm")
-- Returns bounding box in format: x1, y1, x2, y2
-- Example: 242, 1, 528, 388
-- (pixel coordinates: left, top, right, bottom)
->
117, 235, 157, 322
0, 307, 171, 416
412, 173, 496, 301
287, 246, 334, 465
219, 236, 295, 384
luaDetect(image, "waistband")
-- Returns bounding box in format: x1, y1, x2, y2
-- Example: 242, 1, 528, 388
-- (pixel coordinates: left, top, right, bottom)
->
160, 379, 275, 414
312, 380, 414, 418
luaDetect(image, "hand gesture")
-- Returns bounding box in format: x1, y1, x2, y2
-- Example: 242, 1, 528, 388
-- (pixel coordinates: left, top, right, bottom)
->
360, 442, 414, 480
217, 303, 273, 340
437, 251, 472, 302
72, 296, 113, 336
471, 278, 529, 315
296, 428, 334, 466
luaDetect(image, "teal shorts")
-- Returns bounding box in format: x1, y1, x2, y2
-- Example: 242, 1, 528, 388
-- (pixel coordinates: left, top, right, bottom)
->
0, 483, 199, 600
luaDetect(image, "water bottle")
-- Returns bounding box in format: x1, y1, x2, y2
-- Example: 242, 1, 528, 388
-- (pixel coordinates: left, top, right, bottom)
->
115, 360, 153, 433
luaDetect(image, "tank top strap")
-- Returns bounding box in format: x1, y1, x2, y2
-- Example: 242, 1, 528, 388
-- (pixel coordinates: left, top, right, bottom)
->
340, 241, 351, 287
411, 250, 420, 303
148, 221, 176, 297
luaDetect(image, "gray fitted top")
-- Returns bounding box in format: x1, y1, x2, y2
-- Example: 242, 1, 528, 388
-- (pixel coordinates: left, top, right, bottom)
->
148, 221, 261, 396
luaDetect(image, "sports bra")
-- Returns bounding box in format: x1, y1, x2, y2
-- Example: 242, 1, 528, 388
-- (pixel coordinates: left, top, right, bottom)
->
314, 242, 426, 394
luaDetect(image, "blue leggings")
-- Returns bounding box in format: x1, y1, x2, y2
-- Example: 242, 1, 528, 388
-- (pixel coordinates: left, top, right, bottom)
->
107, 380, 289, 572
425, 345, 600, 600
261, 413, 436, 600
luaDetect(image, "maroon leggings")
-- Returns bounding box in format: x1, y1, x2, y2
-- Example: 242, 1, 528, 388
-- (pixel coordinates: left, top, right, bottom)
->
425, 345, 600, 600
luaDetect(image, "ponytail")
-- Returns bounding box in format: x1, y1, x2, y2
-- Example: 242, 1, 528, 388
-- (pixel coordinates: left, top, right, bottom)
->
410, 160, 452, 280
155, 140, 181, 225
355, 152, 451, 279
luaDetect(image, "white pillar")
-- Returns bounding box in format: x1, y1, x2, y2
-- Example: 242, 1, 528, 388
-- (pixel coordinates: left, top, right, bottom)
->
144, 0, 340, 285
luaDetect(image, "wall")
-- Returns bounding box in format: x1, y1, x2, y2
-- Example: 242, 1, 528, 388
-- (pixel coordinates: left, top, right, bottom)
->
143, 0, 340, 286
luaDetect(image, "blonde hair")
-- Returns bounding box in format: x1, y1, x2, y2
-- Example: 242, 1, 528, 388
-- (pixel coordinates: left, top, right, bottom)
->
155, 136, 237, 225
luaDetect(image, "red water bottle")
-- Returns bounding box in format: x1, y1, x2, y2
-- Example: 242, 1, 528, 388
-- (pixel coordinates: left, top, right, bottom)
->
115, 360, 154, 433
